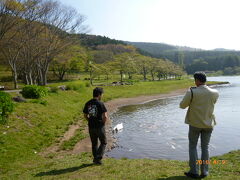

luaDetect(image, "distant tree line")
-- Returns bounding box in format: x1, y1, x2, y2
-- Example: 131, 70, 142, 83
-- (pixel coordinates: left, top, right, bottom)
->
185, 55, 240, 75
86, 46, 185, 85
128, 42, 240, 75
76, 34, 126, 49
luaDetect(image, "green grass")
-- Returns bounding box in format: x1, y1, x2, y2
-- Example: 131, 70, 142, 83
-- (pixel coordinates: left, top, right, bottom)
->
0, 90, 92, 173
0, 78, 238, 179
0, 150, 239, 179
103, 79, 193, 101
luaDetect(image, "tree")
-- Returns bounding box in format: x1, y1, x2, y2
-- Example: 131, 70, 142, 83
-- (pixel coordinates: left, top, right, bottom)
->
186, 58, 208, 74
0, 0, 51, 88
125, 53, 137, 79
100, 62, 113, 80
1, 28, 24, 88
156, 59, 167, 80
149, 58, 160, 81
1, 0, 88, 87
110, 53, 137, 82
51, 45, 87, 80
111, 53, 127, 82
34, 1, 87, 85
135, 55, 151, 81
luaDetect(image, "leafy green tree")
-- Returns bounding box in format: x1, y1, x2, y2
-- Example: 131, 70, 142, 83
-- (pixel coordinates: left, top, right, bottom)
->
186, 58, 208, 74
100, 62, 113, 80
51, 45, 87, 80
135, 55, 151, 81
149, 58, 160, 81
111, 53, 133, 82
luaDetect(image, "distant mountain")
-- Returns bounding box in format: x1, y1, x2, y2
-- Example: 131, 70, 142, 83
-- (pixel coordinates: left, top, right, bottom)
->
74, 34, 240, 74
127, 41, 240, 54
212, 48, 236, 51
125, 41, 240, 69
126, 41, 203, 55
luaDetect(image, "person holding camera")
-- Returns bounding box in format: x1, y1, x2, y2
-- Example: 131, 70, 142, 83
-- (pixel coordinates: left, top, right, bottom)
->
180, 72, 219, 179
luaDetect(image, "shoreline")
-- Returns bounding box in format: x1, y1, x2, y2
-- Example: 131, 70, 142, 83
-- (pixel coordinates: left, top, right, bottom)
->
73, 82, 229, 154
72, 88, 188, 154
104, 88, 187, 151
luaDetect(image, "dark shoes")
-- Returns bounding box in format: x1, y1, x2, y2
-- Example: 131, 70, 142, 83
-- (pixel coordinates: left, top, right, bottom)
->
184, 172, 208, 179
184, 172, 199, 179
199, 174, 208, 179
93, 159, 102, 165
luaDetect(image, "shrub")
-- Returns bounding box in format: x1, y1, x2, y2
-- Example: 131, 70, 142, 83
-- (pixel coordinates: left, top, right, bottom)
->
66, 83, 85, 91
0, 92, 14, 124
21, 85, 48, 99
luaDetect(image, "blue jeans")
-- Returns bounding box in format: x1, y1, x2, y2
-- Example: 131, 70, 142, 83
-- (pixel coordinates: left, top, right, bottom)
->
188, 125, 213, 175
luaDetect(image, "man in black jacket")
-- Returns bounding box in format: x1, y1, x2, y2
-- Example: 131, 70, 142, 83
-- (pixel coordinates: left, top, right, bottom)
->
83, 87, 108, 165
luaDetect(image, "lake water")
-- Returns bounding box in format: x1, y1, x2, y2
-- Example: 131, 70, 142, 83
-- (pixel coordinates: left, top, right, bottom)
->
106, 76, 240, 160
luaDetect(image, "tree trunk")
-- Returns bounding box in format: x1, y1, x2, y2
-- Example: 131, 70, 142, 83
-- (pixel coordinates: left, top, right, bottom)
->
90, 67, 93, 85
43, 71, 47, 85
143, 67, 147, 81
12, 69, 18, 89
25, 74, 29, 85
29, 71, 33, 85
120, 70, 123, 82
38, 68, 43, 85
41, 63, 49, 86
151, 70, 155, 81
128, 72, 132, 79
59, 71, 66, 81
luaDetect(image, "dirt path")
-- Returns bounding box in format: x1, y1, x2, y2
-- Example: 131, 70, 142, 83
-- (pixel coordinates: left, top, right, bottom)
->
40, 120, 84, 157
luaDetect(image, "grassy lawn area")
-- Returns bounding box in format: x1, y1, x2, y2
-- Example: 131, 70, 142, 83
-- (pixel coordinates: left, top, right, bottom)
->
0, 78, 238, 179
0, 151, 239, 179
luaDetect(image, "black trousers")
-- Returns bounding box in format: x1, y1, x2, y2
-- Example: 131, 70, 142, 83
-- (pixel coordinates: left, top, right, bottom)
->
89, 126, 107, 161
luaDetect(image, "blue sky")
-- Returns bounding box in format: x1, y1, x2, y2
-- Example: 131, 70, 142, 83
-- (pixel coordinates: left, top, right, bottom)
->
59, 0, 240, 50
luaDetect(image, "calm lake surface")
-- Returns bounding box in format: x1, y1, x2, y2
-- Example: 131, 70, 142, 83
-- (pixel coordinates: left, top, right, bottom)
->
106, 76, 240, 160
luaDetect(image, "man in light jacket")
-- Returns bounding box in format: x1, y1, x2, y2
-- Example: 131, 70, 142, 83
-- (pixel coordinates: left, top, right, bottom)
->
180, 72, 219, 179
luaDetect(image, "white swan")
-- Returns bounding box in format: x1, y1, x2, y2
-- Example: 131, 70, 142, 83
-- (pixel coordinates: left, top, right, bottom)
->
113, 123, 123, 133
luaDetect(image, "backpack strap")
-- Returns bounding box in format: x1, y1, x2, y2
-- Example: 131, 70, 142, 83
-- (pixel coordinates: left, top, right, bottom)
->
190, 87, 194, 104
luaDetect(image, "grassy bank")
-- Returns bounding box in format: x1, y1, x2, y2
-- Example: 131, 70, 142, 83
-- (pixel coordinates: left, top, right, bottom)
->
0, 79, 238, 179
0, 150, 239, 179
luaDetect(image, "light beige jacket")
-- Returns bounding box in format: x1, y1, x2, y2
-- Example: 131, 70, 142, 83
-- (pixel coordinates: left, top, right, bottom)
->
180, 85, 219, 128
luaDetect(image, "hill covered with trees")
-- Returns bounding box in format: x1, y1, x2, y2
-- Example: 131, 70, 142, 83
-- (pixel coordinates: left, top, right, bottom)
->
127, 41, 240, 75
